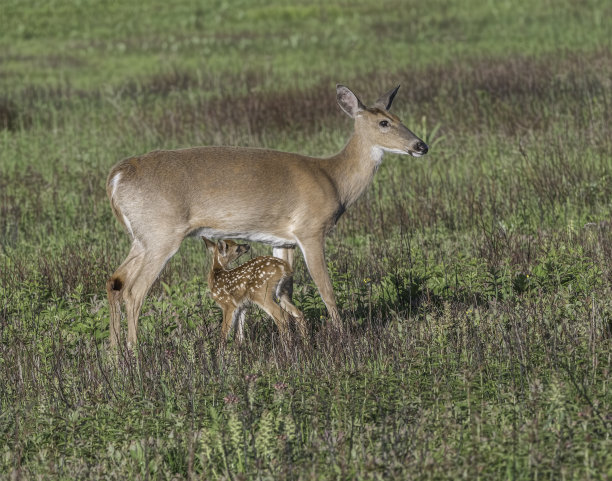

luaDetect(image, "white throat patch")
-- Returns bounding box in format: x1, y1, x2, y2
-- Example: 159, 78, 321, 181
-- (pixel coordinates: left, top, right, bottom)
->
378, 146, 409, 155
372, 146, 409, 165
371, 146, 384, 165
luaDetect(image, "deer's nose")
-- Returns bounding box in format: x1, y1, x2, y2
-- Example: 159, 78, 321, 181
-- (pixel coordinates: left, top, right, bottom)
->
415, 141, 428, 154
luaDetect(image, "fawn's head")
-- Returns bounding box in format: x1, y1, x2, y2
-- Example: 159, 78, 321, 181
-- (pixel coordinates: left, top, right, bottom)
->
337, 84, 428, 158
203, 238, 250, 268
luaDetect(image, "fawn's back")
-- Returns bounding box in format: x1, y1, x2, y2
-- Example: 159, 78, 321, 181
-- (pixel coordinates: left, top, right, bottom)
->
209, 256, 292, 306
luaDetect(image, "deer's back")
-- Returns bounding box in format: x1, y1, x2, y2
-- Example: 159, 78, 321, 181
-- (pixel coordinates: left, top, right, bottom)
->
107, 146, 340, 239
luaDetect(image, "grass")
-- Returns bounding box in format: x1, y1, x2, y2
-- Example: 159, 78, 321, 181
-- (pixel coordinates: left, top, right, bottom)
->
1, 0, 612, 479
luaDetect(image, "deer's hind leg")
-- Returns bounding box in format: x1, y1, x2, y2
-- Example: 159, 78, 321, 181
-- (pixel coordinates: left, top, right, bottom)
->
273, 247, 295, 298
123, 238, 181, 348
106, 240, 146, 348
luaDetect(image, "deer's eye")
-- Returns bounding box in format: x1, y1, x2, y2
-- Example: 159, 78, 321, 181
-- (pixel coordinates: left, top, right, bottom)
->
379, 120, 390, 128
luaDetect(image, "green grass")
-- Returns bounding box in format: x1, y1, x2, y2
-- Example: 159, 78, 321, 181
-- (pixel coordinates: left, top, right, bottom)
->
1, 0, 611, 89
1, 0, 612, 479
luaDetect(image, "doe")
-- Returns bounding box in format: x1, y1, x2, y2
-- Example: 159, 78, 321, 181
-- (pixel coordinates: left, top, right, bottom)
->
203, 238, 307, 344
106, 84, 428, 347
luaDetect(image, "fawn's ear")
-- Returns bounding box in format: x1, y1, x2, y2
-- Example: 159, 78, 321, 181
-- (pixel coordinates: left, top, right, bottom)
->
217, 240, 228, 255
202, 237, 216, 251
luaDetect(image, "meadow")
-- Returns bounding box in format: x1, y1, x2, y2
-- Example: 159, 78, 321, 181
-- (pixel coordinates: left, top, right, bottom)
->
1, 0, 611, 479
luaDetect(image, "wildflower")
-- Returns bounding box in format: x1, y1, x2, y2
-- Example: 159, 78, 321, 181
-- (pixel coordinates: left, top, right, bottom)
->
245, 373, 259, 383
224, 394, 239, 405
274, 382, 288, 391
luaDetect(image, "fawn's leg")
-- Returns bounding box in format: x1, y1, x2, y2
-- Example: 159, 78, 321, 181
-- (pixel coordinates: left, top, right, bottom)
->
235, 306, 247, 344
220, 306, 237, 342
276, 275, 308, 338
278, 295, 308, 338
257, 289, 290, 342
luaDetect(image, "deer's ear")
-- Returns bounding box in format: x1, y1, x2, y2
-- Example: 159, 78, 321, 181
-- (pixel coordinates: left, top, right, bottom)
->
374, 85, 400, 111
336, 84, 365, 118
202, 237, 216, 250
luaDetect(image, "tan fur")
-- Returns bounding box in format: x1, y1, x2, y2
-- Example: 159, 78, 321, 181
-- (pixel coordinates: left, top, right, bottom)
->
106, 84, 427, 347
204, 239, 307, 343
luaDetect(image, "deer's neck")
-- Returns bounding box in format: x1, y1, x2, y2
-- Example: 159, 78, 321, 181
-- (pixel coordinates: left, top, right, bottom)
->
208, 259, 226, 285
323, 133, 383, 208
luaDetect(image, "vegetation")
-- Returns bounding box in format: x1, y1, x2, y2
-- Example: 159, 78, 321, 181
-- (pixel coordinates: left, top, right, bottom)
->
1, 0, 611, 479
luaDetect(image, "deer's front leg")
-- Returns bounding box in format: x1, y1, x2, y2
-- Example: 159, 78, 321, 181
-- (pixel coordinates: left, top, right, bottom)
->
296, 237, 340, 324
273, 247, 295, 299
272, 247, 295, 268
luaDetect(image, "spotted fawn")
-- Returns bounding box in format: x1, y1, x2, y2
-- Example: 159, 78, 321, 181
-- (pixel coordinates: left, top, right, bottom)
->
203, 238, 307, 343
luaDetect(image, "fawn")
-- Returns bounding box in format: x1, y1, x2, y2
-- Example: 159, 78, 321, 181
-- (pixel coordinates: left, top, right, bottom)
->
203, 238, 307, 343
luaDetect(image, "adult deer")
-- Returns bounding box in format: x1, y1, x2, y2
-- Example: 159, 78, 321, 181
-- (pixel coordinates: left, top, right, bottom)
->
106, 84, 428, 347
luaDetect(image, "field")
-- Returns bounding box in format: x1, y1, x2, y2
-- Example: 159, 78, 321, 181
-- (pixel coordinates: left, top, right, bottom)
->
1, 0, 612, 479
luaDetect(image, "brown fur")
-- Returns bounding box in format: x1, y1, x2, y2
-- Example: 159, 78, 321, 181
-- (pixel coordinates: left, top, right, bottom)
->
204, 238, 307, 343
105, 84, 427, 347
